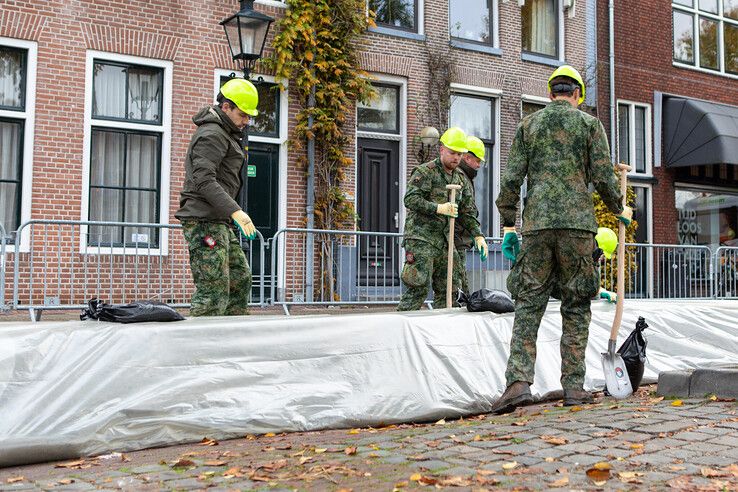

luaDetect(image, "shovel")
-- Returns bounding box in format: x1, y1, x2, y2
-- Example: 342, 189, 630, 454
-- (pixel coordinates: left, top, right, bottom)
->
601, 163, 633, 399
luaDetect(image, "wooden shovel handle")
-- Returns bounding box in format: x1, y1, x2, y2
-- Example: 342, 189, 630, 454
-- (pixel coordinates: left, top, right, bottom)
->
446, 184, 462, 309
610, 164, 631, 342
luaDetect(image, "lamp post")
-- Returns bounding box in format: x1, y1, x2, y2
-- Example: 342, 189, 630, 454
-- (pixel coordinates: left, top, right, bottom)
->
220, 0, 274, 241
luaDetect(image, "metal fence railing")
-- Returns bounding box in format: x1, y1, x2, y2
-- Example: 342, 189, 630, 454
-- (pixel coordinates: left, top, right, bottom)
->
9, 220, 266, 319
0, 223, 7, 311
270, 228, 406, 312
713, 246, 738, 299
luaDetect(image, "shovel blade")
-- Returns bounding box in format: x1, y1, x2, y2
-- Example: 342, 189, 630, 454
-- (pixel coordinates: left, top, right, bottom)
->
601, 351, 633, 399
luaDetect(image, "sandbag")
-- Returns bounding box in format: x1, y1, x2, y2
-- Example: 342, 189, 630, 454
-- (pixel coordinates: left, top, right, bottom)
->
617, 316, 648, 390
80, 299, 185, 323
457, 288, 515, 313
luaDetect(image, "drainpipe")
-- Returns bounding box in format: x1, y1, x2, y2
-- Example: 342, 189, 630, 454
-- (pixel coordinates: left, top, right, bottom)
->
305, 85, 316, 303
609, 0, 616, 164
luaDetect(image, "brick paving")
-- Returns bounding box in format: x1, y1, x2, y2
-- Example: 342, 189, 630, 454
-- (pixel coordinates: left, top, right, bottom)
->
0, 387, 736, 491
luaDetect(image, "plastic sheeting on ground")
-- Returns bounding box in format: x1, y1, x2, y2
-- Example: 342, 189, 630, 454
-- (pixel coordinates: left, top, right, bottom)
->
1, 299, 737, 467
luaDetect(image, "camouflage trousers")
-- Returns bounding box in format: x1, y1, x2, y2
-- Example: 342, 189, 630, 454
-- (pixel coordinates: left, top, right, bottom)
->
182, 221, 252, 317
397, 239, 465, 311
456, 247, 470, 295
505, 229, 599, 390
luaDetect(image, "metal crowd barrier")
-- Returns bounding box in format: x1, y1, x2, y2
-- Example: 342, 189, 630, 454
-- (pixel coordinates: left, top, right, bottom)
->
713, 246, 738, 299
0, 223, 7, 312
270, 228, 406, 314
10, 220, 265, 320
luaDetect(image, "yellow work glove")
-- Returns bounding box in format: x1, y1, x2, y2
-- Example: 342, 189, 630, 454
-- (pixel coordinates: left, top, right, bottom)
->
474, 236, 488, 262
231, 210, 257, 240
616, 205, 633, 226
436, 202, 458, 218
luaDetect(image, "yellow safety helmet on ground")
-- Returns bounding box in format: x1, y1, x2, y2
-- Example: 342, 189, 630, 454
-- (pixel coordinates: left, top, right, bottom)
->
439, 127, 468, 153
548, 65, 585, 105
596, 227, 618, 259
465, 136, 486, 164
220, 78, 259, 116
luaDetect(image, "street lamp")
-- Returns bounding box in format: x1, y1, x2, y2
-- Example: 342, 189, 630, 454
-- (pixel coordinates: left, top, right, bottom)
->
415, 126, 439, 163
220, 0, 275, 80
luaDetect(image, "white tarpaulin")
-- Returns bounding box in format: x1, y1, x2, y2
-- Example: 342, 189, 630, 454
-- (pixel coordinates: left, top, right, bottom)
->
1, 299, 737, 467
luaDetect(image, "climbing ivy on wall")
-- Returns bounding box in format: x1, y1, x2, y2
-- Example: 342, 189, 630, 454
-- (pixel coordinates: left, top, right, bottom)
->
267, 0, 376, 230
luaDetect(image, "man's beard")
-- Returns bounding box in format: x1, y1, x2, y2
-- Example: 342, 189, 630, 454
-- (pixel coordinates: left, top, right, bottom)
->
459, 160, 478, 180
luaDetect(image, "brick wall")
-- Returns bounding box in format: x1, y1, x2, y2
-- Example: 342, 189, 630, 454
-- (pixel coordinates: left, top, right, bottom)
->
596, 0, 738, 245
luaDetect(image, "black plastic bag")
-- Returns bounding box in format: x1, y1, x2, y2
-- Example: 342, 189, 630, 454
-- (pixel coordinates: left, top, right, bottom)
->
81, 298, 185, 323
457, 288, 515, 313
617, 316, 648, 390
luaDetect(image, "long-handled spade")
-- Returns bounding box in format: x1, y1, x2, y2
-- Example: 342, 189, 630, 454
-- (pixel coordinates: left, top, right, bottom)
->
445, 184, 462, 309
601, 163, 633, 399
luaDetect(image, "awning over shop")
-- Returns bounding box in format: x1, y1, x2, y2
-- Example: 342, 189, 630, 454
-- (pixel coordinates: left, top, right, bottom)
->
663, 96, 738, 167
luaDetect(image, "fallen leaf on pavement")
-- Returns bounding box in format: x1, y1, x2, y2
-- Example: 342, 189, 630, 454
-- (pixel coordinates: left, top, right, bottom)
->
344, 446, 357, 455
314, 447, 327, 454
204, 460, 228, 466
171, 458, 196, 468
54, 459, 87, 469
337, 489, 352, 492
619, 471, 644, 478
473, 434, 481, 441
199, 437, 218, 446
569, 406, 583, 412
550, 475, 569, 487
418, 476, 438, 485
629, 443, 644, 449
57, 479, 74, 485
263, 432, 276, 438
299, 456, 313, 465
671, 400, 683, 407
248, 472, 272, 482
394, 481, 408, 488
502, 461, 518, 470
438, 476, 472, 486
586, 467, 611, 483
6, 477, 24, 484
223, 466, 243, 478
198, 471, 216, 479
512, 420, 527, 426
727, 464, 738, 477
701, 467, 730, 478
410, 473, 422, 481
541, 435, 568, 445
426, 440, 440, 448
669, 465, 686, 471
435, 418, 446, 425
544, 457, 555, 462
348, 429, 360, 434
592, 462, 612, 471
274, 443, 292, 450
259, 459, 288, 472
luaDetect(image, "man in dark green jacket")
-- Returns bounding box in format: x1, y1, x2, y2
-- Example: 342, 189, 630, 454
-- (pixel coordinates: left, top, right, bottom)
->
175, 78, 259, 317
491, 66, 633, 412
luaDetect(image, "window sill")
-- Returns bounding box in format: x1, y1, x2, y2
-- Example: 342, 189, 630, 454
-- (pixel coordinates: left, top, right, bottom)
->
449, 39, 501, 56
627, 174, 658, 185
367, 26, 425, 42
521, 52, 564, 67
672, 61, 738, 81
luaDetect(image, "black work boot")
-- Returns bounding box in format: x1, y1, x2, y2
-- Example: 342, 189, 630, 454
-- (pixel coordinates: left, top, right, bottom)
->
490, 381, 534, 414
563, 389, 594, 406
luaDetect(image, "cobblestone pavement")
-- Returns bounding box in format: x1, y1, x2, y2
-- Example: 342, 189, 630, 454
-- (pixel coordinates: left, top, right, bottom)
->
1, 387, 736, 491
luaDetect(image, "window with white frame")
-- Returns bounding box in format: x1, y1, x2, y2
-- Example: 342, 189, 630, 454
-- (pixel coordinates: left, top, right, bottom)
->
86, 56, 170, 248
369, 0, 419, 32
0, 43, 30, 240
673, 0, 738, 75
522, 0, 559, 58
617, 101, 651, 175
449, 92, 496, 236
521, 100, 547, 118
450, 0, 493, 45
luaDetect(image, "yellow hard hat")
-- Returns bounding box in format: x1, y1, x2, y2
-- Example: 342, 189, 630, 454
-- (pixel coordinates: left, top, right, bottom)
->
548, 65, 585, 105
465, 136, 486, 163
595, 227, 618, 259
440, 127, 468, 153
220, 78, 259, 116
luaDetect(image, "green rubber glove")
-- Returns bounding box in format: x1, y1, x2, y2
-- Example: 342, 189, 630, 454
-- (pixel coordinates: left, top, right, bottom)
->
231, 210, 257, 240
616, 205, 633, 227
474, 236, 488, 262
502, 227, 519, 263
599, 290, 617, 303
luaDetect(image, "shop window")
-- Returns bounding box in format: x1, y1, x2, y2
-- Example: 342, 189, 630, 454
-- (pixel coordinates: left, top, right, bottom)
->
617, 101, 651, 175
86, 55, 171, 249
522, 0, 558, 58
369, 0, 418, 32
450, 0, 492, 45
357, 83, 400, 134
676, 189, 738, 246
0, 45, 28, 238
673, 0, 738, 75
449, 92, 496, 236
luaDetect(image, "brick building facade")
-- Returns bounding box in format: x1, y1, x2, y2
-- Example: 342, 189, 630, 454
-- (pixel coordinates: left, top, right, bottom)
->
0, 0, 607, 308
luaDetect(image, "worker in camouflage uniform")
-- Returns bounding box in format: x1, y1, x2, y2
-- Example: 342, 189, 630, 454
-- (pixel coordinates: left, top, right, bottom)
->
175, 78, 259, 317
490, 66, 633, 412
398, 127, 488, 311
455, 135, 486, 294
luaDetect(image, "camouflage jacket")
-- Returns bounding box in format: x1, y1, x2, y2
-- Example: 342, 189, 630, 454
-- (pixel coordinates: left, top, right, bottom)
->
403, 158, 482, 249
496, 100, 623, 234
